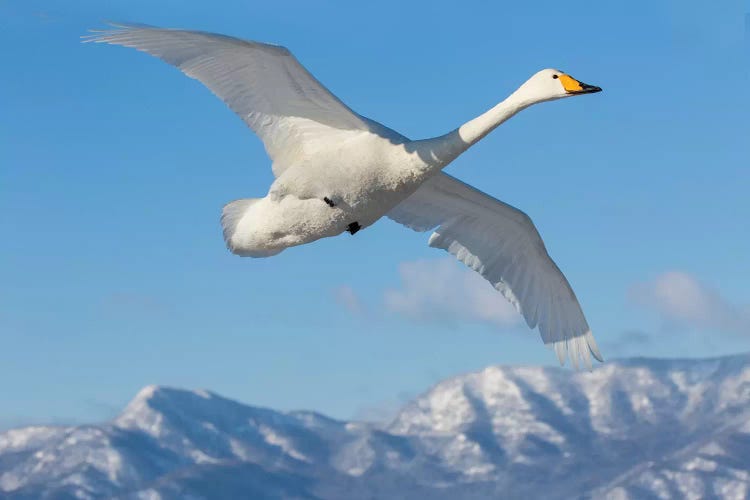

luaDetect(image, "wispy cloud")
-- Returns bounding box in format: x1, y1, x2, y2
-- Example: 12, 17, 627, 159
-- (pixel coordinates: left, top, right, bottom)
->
383, 259, 520, 327
333, 285, 365, 315
630, 271, 750, 336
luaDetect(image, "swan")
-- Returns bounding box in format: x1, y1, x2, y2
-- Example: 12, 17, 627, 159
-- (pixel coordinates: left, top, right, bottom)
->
87, 25, 604, 368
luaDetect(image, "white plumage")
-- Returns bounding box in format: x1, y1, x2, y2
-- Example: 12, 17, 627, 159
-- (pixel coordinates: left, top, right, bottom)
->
87, 24, 604, 368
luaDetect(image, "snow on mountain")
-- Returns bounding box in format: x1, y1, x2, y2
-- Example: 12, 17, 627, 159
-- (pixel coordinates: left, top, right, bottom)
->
1, 354, 749, 499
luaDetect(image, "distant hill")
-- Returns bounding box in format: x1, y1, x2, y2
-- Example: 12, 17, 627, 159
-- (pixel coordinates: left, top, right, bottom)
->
2, 354, 749, 499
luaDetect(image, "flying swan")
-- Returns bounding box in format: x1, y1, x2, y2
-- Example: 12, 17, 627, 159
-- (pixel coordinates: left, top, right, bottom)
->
87, 25, 604, 368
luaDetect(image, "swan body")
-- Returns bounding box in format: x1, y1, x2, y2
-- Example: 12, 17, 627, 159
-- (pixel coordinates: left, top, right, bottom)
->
88, 25, 604, 368
249, 126, 420, 256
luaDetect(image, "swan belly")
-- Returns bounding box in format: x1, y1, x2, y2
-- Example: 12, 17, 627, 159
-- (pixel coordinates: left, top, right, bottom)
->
226, 195, 349, 257
227, 173, 422, 258
270, 146, 427, 232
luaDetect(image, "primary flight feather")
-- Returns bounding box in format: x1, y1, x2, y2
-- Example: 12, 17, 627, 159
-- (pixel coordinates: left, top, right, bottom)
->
87, 24, 604, 368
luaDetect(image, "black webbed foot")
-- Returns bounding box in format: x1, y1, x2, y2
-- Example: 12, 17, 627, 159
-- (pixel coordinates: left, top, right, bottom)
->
323, 197, 336, 207
347, 222, 361, 235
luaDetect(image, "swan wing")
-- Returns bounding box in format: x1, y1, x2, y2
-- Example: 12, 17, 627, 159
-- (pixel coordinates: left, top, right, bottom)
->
86, 24, 371, 175
388, 172, 602, 368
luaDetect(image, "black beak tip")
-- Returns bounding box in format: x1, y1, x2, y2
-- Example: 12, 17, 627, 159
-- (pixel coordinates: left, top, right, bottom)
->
582, 83, 602, 93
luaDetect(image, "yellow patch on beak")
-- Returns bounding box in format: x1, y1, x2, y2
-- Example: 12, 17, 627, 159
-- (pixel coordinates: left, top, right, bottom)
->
558, 73, 602, 94
559, 74, 602, 94
559, 74, 584, 92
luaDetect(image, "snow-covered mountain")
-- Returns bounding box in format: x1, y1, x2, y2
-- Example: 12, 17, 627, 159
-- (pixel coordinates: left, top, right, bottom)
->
2, 354, 749, 499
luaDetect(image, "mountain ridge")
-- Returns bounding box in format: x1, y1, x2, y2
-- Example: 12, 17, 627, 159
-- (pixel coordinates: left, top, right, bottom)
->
2, 354, 749, 499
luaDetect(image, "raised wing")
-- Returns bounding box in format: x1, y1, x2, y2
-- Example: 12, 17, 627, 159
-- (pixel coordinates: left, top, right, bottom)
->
86, 24, 370, 175
388, 173, 603, 368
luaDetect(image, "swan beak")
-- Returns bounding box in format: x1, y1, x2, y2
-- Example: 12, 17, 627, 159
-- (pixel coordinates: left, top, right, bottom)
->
560, 74, 602, 95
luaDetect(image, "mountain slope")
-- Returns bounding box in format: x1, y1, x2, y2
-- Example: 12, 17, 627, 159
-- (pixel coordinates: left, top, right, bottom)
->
1, 354, 749, 499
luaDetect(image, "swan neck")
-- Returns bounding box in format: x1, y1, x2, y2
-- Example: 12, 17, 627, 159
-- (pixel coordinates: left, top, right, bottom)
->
412, 91, 533, 171
458, 91, 532, 146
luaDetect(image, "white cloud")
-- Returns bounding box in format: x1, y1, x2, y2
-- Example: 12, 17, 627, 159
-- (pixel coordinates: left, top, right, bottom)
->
631, 271, 750, 336
333, 285, 364, 315
383, 259, 520, 327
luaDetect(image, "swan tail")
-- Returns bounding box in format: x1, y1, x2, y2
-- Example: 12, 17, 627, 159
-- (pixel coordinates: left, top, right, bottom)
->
221, 198, 268, 257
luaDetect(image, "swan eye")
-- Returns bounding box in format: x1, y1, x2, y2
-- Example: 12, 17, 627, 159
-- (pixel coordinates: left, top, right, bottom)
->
552, 74, 559, 79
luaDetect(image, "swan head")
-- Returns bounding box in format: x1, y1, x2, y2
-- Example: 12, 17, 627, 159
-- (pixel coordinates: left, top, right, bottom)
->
516, 69, 601, 104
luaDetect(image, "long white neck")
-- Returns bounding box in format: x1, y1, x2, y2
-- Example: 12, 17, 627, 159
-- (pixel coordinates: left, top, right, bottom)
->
412, 88, 538, 172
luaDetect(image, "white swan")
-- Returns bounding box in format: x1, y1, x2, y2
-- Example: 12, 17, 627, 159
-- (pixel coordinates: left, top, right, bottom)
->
88, 25, 604, 368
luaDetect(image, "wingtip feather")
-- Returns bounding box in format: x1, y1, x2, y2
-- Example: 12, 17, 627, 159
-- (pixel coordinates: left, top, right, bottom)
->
585, 330, 604, 362
554, 341, 567, 366
82, 22, 158, 43
550, 331, 603, 371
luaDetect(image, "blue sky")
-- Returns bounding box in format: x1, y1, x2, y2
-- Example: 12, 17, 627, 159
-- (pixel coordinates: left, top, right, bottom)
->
1, 0, 748, 426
